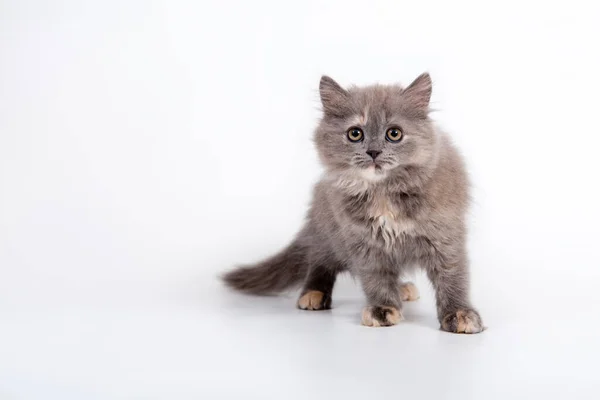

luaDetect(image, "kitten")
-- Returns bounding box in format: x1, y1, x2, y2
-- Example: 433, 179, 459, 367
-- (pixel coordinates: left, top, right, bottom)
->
223, 73, 484, 333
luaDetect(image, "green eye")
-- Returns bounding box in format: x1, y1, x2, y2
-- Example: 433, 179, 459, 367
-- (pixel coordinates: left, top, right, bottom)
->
347, 127, 364, 142
385, 127, 403, 142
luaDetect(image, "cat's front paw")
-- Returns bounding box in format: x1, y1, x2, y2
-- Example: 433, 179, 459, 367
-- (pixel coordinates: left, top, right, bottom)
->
297, 290, 331, 310
361, 306, 403, 327
440, 309, 484, 334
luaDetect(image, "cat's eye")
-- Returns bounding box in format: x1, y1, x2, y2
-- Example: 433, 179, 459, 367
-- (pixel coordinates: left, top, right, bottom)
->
385, 127, 403, 142
347, 127, 364, 142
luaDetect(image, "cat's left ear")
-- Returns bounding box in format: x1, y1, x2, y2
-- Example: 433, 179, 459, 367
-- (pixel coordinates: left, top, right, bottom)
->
402, 73, 432, 118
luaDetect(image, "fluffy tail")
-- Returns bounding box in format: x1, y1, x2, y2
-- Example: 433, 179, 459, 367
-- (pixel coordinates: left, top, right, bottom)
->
222, 242, 308, 295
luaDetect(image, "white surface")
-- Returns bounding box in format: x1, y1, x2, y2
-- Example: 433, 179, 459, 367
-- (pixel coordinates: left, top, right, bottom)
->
1, 1, 600, 399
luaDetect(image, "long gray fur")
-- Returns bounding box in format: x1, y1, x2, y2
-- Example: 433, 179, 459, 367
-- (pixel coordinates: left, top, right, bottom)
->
223, 73, 484, 333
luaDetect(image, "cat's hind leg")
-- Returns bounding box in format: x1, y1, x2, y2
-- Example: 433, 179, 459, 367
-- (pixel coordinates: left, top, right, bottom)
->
399, 280, 420, 301
297, 259, 344, 311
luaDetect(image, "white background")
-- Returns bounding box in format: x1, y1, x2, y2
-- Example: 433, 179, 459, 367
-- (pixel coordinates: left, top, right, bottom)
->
1, 0, 600, 399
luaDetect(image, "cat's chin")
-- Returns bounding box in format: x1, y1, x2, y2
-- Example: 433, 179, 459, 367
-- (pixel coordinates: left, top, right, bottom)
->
358, 165, 387, 182
326, 165, 389, 194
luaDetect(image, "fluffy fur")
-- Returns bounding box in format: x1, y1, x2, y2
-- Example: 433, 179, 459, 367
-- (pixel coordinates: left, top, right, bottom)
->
223, 73, 484, 333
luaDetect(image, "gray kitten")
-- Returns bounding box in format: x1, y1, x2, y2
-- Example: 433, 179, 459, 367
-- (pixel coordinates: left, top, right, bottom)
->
223, 73, 484, 333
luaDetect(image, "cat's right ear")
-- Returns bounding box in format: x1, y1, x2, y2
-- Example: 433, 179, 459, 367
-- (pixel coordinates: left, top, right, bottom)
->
319, 76, 350, 117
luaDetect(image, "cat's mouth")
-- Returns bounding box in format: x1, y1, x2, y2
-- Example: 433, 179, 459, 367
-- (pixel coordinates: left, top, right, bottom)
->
352, 160, 391, 179
366, 162, 383, 171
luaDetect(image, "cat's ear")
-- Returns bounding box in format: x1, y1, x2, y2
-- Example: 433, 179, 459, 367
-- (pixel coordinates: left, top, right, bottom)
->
319, 76, 350, 117
402, 73, 432, 118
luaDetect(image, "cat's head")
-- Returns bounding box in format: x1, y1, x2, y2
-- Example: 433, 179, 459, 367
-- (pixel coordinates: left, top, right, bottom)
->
314, 73, 438, 182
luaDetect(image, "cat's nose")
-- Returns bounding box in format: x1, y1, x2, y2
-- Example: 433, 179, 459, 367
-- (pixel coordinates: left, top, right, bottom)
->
366, 150, 382, 160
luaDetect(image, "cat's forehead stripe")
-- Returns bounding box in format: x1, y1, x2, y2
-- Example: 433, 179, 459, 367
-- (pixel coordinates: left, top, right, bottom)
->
350, 113, 368, 126
362, 106, 369, 124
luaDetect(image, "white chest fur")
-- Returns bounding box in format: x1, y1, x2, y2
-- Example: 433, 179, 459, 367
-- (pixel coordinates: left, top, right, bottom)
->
368, 196, 415, 248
